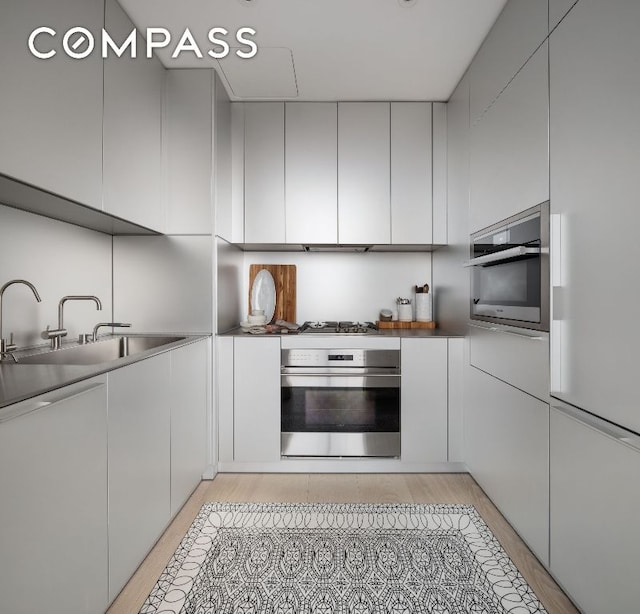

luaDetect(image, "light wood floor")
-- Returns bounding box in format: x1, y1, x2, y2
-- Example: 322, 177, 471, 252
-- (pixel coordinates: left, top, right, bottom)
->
107, 473, 578, 614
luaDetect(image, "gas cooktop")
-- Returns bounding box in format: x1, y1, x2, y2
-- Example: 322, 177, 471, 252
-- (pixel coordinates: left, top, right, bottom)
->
299, 321, 378, 335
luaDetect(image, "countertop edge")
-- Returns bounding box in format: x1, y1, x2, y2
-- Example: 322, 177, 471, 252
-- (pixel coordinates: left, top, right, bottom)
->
217, 328, 465, 339
0, 334, 211, 411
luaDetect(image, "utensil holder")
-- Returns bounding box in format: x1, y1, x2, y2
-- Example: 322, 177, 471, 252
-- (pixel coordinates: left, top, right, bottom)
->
415, 292, 432, 322
398, 302, 412, 322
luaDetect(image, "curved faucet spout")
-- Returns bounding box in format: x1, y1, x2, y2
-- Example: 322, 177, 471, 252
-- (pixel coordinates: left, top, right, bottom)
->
0, 279, 42, 355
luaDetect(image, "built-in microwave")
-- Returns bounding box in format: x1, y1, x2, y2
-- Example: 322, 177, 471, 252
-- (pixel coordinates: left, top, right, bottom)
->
466, 202, 549, 331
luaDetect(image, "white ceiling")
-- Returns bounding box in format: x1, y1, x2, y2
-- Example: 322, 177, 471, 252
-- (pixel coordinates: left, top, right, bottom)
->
118, 0, 507, 102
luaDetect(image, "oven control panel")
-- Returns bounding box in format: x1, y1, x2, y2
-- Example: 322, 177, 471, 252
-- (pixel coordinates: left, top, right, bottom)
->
281, 349, 399, 369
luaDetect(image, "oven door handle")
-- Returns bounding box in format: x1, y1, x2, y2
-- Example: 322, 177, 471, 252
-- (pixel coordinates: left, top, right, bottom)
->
281, 374, 401, 389
463, 246, 540, 267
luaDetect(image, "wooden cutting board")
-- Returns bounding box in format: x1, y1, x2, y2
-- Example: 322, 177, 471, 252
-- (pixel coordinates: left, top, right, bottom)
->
248, 264, 297, 324
377, 320, 436, 329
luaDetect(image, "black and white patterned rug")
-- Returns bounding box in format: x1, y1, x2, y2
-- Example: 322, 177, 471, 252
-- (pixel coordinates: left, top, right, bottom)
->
140, 503, 546, 614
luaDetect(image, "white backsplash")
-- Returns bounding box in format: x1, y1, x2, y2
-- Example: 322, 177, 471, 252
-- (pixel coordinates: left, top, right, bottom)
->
242, 251, 432, 324
113, 235, 213, 334
0, 205, 112, 348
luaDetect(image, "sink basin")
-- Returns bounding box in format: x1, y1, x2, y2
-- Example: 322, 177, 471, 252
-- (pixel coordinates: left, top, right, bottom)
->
16, 336, 185, 365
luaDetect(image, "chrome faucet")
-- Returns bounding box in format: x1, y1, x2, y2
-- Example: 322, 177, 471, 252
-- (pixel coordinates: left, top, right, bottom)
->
45, 295, 102, 350
92, 322, 131, 342
0, 279, 42, 358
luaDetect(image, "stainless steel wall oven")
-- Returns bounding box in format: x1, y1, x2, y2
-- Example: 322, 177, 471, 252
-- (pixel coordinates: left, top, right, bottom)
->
280, 348, 400, 458
467, 202, 550, 331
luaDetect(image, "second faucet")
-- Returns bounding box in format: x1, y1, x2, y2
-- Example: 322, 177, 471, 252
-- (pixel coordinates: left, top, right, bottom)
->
46, 295, 102, 350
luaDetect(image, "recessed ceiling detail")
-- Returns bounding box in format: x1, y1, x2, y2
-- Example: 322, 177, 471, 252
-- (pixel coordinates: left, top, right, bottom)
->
217, 47, 298, 98
117, 0, 507, 101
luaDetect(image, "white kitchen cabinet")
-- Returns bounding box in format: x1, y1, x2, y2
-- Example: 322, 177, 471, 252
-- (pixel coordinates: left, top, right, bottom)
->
465, 366, 549, 564
549, 0, 640, 434
107, 354, 171, 600
0, 0, 103, 209
103, 0, 164, 232
549, 0, 579, 31
432, 102, 448, 245
447, 338, 465, 462
469, 324, 549, 402
244, 102, 285, 243
170, 339, 209, 516
233, 336, 281, 462
550, 405, 640, 613
338, 102, 391, 244
400, 338, 447, 463
164, 69, 213, 235
391, 103, 433, 245
215, 74, 243, 243
216, 336, 235, 463
469, 42, 549, 232
0, 377, 109, 614
285, 103, 338, 244
469, 0, 548, 123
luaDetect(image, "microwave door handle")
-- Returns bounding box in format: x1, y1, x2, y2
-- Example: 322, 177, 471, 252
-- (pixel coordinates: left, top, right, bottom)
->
463, 246, 541, 267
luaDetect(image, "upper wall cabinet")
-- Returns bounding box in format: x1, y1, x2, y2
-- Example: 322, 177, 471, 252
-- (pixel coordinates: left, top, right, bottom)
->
549, 0, 579, 31
391, 103, 432, 244
232, 101, 445, 247
164, 69, 213, 235
469, 42, 549, 232
244, 102, 285, 244
103, 0, 165, 233
0, 0, 104, 209
338, 102, 391, 245
469, 0, 548, 123
285, 103, 338, 244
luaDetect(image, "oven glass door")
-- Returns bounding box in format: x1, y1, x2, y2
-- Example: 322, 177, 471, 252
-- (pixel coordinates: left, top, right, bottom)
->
281, 374, 400, 434
472, 255, 541, 322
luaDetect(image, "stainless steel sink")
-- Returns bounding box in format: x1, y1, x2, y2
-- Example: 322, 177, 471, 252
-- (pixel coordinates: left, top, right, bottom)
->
16, 336, 185, 365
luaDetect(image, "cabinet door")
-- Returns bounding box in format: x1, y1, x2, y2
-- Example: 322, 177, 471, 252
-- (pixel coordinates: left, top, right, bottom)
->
465, 366, 549, 564
108, 354, 171, 600
549, 0, 640, 433
164, 70, 213, 235
285, 103, 338, 244
469, 324, 549, 402
469, 0, 549, 122
338, 103, 391, 244
233, 337, 281, 462
470, 42, 549, 232
550, 406, 640, 613
244, 102, 285, 243
0, 378, 108, 614
549, 0, 579, 31
0, 0, 103, 209
170, 340, 209, 516
391, 103, 433, 245
103, 0, 164, 232
400, 338, 447, 463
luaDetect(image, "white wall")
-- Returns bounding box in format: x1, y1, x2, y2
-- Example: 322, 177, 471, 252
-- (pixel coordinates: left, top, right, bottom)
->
242, 251, 431, 323
113, 236, 213, 334
215, 237, 244, 333
0, 206, 112, 348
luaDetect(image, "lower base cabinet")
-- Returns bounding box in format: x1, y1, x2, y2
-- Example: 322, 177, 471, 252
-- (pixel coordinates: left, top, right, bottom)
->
233, 336, 281, 462
465, 365, 549, 564
0, 377, 109, 614
170, 340, 209, 516
550, 407, 640, 613
108, 353, 172, 600
400, 338, 448, 462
